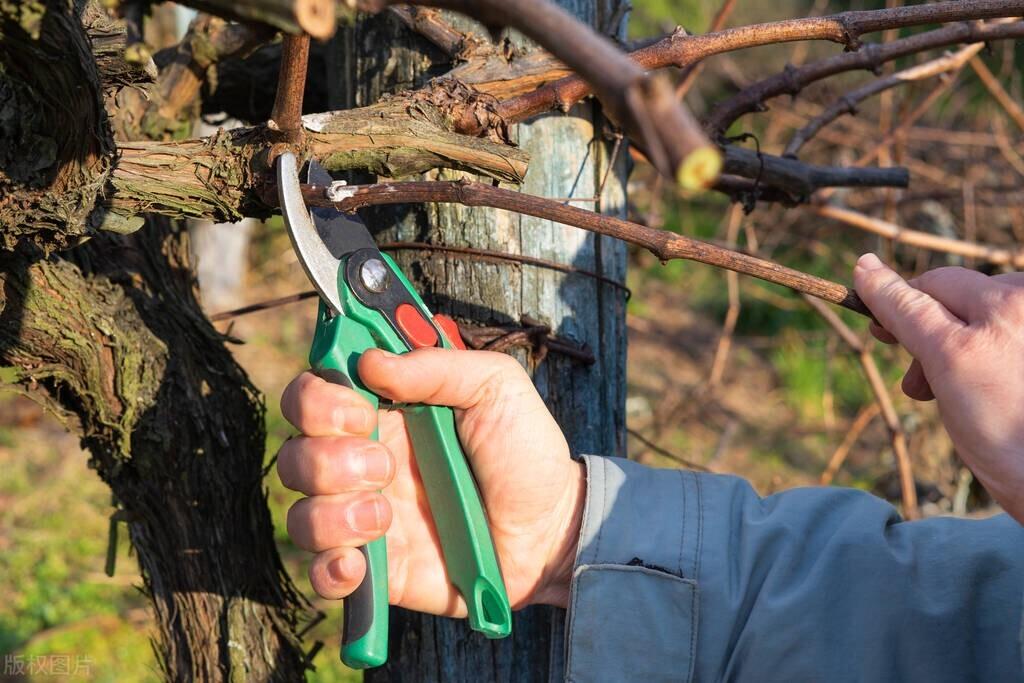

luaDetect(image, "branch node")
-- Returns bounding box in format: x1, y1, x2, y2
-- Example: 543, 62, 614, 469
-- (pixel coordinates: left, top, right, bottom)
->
839, 95, 860, 116
781, 63, 802, 97
836, 14, 863, 51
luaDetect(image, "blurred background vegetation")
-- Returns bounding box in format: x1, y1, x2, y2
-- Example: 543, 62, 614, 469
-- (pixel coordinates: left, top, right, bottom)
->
2, 0, 1022, 679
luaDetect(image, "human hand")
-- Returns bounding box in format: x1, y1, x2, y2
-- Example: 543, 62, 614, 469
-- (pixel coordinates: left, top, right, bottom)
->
277, 348, 585, 615
854, 253, 1024, 523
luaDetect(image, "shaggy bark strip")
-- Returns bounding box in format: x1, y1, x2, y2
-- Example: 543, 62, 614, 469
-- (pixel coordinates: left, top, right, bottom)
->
103, 109, 529, 226
0, 0, 114, 250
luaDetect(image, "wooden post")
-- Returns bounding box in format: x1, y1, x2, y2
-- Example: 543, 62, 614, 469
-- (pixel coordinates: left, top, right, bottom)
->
333, 3, 628, 680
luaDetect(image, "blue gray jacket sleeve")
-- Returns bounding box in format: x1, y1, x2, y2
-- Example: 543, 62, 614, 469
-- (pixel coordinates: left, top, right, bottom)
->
565, 454, 1024, 683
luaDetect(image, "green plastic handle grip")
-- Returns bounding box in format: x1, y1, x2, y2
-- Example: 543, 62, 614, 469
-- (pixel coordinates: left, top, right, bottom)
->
308, 253, 511, 670
308, 304, 390, 669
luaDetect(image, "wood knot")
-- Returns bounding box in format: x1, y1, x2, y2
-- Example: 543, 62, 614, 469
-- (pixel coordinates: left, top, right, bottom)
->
835, 15, 863, 52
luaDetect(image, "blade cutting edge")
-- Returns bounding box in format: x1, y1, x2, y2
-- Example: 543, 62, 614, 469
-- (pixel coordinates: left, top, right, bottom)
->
277, 152, 346, 314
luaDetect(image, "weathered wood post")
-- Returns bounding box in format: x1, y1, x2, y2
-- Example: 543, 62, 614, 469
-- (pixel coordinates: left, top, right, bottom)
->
332, 3, 629, 680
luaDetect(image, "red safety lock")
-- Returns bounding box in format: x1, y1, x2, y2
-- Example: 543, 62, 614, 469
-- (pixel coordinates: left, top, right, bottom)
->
395, 303, 439, 349
434, 314, 467, 350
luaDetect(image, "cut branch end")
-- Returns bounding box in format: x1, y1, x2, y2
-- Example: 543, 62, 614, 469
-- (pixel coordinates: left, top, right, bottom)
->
296, 0, 338, 39
678, 146, 724, 190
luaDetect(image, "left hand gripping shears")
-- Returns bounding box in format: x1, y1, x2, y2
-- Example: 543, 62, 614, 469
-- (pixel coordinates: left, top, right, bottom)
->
276, 152, 512, 669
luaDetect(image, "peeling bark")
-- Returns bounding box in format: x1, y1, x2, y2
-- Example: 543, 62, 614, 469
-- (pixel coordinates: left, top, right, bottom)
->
0, 0, 114, 251
2, 5, 528, 250
102, 108, 528, 228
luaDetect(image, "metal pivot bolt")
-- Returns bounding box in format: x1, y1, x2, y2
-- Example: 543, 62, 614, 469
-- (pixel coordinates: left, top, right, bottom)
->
360, 258, 391, 293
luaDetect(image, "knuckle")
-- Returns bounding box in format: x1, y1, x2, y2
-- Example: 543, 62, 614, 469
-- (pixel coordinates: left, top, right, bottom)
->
286, 498, 313, 548
491, 352, 529, 387
936, 330, 980, 375
977, 285, 1010, 312
308, 560, 333, 596
887, 287, 931, 319
302, 440, 329, 489
474, 356, 518, 405
866, 272, 902, 300
306, 499, 342, 550
492, 350, 524, 373
303, 500, 330, 547
859, 267, 897, 293
276, 439, 299, 488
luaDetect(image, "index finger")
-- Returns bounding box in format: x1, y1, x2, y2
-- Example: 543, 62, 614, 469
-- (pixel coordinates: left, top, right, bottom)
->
280, 371, 377, 437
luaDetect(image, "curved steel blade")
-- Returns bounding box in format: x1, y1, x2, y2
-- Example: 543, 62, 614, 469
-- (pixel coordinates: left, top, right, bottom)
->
306, 159, 376, 259
277, 152, 345, 314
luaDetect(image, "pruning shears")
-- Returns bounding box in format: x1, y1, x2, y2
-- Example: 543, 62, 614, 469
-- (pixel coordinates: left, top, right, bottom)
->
276, 152, 512, 669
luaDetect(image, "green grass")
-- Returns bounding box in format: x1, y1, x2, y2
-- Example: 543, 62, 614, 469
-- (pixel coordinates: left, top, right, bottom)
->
0, 414, 154, 681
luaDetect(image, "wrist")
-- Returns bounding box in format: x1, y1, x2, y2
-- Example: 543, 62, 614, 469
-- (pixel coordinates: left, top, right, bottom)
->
532, 459, 586, 608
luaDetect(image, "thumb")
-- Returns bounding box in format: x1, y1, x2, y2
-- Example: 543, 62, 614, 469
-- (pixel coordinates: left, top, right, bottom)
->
358, 347, 527, 409
854, 253, 964, 364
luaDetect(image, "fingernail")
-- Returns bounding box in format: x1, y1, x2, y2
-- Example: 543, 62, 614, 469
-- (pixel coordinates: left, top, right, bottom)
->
327, 556, 348, 583
334, 405, 371, 433
359, 445, 392, 483
856, 253, 884, 271
347, 498, 384, 532
327, 553, 361, 584
375, 349, 398, 358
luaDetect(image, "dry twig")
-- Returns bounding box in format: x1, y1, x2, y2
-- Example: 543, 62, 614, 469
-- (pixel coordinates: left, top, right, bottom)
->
820, 403, 881, 485
708, 205, 743, 387
814, 204, 1024, 268
785, 42, 989, 156
969, 55, 1024, 131
627, 428, 712, 472
303, 179, 871, 315
674, 0, 738, 100
802, 295, 919, 519
707, 19, 1024, 135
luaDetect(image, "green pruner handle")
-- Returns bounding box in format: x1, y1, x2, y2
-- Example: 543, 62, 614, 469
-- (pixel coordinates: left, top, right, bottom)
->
403, 402, 513, 638
309, 308, 389, 669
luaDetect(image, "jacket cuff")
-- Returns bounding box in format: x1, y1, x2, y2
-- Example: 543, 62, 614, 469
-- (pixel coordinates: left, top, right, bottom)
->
564, 454, 702, 682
